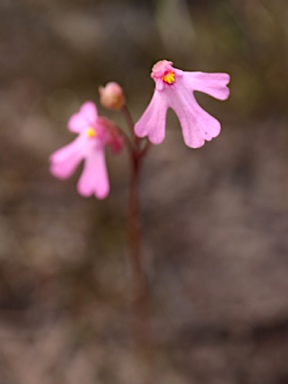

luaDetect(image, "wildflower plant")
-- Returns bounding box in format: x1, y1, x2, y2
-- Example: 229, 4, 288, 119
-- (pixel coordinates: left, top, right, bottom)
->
135, 60, 230, 147
50, 60, 230, 344
50, 102, 123, 199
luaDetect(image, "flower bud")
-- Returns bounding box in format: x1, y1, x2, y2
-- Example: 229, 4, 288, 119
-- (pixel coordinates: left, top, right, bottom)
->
99, 82, 125, 110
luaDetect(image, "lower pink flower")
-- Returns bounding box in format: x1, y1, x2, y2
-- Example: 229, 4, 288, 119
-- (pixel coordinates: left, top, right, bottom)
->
49, 102, 123, 199
135, 60, 230, 148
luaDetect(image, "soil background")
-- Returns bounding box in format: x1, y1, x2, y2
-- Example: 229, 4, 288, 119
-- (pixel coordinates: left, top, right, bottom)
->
1, 1, 288, 383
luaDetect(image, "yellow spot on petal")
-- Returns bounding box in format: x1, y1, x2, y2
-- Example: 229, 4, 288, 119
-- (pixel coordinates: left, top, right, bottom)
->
162, 71, 175, 84
86, 127, 97, 138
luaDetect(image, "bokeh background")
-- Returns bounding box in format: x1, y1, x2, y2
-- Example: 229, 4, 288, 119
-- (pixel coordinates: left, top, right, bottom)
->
1, 0, 288, 383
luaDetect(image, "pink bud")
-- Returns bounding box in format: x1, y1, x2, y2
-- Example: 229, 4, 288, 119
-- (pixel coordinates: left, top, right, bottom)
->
99, 82, 125, 110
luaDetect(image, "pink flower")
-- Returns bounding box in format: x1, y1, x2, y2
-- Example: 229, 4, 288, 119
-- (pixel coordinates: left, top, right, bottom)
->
134, 60, 230, 148
49, 102, 123, 199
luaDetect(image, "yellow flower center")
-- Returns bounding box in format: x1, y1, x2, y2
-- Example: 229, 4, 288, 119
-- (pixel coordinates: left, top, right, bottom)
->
162, 71, 175, 84
86, 127, 97, 138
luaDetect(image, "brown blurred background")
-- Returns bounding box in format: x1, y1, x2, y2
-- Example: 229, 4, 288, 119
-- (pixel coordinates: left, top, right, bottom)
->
1, 0, 288, 383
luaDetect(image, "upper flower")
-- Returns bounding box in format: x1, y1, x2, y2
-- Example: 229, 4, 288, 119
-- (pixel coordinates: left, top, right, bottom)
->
134, 60, 230, 148
49, 102, 123, 199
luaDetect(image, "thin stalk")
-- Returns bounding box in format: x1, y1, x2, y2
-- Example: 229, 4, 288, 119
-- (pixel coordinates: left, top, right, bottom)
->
117, 126, 135, 153
122, 105, 151, 349
128, 151, 151, 349
139, 139, 151, 158
122, 105, 135, 135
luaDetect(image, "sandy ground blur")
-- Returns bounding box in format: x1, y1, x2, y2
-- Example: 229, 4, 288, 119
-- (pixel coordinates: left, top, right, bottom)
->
1, 1, 288, 383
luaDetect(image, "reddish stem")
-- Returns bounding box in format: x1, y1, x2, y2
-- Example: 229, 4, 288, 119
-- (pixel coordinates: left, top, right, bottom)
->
123, 105, 151, 348
129, 152, 151, 346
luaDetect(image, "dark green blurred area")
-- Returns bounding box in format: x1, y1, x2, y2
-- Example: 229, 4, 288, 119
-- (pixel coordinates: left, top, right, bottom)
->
1, 1, 288, 383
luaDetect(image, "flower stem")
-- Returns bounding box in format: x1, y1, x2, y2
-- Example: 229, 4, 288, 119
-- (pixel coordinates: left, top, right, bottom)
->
128, 150, 151, 349
122, 105, 134, 135
123, 105, 151, 349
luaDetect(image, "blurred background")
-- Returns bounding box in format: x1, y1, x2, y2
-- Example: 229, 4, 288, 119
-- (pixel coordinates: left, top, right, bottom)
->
1, 0, 288, 383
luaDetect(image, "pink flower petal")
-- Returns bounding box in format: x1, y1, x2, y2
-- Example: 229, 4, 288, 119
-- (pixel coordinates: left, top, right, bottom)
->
185, 72, 230, 100
134, 91, 168, 145
49, 137, 84, 179
168, 81, 221, 148
77, 148, 109, 199
135, 61, 230, 148
68, 101, 98, 133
